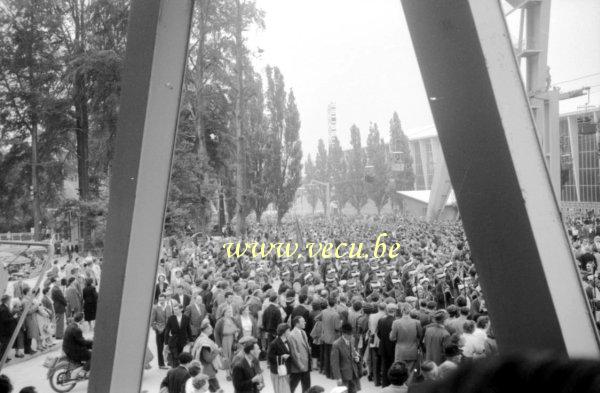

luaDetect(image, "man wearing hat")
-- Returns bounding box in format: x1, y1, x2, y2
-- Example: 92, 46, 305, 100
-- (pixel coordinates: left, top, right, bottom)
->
331, 322, 362, 393
423, 310, 450, 365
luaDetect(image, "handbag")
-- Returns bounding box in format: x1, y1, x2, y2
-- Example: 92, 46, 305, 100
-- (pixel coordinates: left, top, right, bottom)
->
277, 356, 287, 376
213, 353, 224, 370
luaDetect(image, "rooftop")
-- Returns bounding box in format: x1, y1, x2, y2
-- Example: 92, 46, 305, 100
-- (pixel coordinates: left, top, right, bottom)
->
397, 189, 456, 206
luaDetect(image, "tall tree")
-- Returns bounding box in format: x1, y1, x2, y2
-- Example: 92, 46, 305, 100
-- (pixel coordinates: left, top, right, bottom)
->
314, 138, 329, 209
274, 89, 302, 222
328, 136, 348, 211
54, 0, 129, 249
389, 111, 415, 190
265, 65, 286, 222
347, 124, 368, 214
304, 155, 319, 214
0, 0, 65, 238
245, 72, 271, 222
366, 122, 390, 214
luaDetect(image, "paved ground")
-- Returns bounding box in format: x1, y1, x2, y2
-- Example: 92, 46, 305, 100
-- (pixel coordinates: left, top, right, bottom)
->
2, 329, 382, 393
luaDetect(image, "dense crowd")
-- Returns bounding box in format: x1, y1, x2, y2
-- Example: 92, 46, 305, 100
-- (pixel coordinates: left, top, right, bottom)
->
2, 212, 600, 393
152, 215, 495, 393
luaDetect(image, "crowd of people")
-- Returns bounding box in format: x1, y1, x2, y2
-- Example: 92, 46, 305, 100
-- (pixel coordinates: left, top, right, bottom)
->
2, 212, 600, 393
0, 253, 100, 364
152, 215, 498, 393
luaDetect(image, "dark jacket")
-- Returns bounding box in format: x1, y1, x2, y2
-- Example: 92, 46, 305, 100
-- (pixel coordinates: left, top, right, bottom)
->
160, 365, 190, 393
172, 293, 191, 310
164, 314, 192, 347
63, 323, 93, 362
51, 285, 67, 315
267, 336, 292, 375
377, 314, 396, 359
232, 356, 259, 393
262, 304, 282, 335
0, 304, 15, 338
291, 304, 311, 333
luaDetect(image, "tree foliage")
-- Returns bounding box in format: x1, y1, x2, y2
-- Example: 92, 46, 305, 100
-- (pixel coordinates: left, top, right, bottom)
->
389, 111, 415, 191
366, 122, 390, 214
347, 124, 368, 214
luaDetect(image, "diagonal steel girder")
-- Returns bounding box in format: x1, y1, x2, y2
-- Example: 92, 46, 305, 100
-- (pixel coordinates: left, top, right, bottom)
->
88, 0, 194, 391
401, 0, 600, 357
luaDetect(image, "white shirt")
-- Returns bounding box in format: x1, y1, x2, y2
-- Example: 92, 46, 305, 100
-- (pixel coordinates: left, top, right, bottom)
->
176, 315, 182, 326
241, 315, 253, 337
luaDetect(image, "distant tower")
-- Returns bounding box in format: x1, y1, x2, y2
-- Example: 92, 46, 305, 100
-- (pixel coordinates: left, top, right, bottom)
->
327, 102, 337, 148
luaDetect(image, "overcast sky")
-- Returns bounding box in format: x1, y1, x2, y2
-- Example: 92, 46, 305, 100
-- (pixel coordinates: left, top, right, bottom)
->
248, 0, 600, 159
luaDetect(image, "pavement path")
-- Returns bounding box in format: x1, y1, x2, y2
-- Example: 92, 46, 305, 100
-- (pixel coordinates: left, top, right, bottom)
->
2, 329, 384, 393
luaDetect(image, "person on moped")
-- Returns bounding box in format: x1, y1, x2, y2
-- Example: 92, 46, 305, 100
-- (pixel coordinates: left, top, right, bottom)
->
62, 312, 93, 371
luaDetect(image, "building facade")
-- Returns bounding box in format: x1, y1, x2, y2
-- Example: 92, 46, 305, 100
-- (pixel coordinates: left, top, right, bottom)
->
407, 107, 600, 204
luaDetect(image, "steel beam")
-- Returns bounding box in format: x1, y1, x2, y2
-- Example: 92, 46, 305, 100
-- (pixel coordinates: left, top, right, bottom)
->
88, 0, 193, 392
401, 0, 600, 357
426, 154, 451, 222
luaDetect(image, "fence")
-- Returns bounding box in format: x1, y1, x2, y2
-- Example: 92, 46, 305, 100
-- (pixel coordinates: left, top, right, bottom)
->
0, 233, 34, 242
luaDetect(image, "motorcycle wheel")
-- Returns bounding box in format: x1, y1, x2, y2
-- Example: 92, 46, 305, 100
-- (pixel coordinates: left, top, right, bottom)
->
49, 362, 77, 393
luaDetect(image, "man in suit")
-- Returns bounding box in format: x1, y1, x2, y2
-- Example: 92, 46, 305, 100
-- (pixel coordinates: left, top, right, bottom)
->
160, 352, 192, 393
288, 316, 311, 393
389, 303, 423, 377
164, 303, 192, 367
232, 341, 262, 393
377, 303, 397, 387
185, 294, 206, 340
150, 294, 170, 369
331, 322, 361, 393
321, 296, 342, 379
262, 293, 282, 351
65, 277, 82, 318
0, 295, 16, 362
62, 313, 92, 371
50, 278, 67, 339
172, 285, 191, 310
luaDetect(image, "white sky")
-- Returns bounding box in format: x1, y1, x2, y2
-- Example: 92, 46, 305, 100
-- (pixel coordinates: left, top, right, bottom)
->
248, 0, 600, 158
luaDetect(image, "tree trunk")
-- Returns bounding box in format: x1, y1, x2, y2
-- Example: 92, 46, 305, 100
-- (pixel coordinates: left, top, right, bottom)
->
31, 119, 41, 241
75, 72, 91, 251
194, 0, 208, 159
234, 0, 245, 235
255, 210, 263, 224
